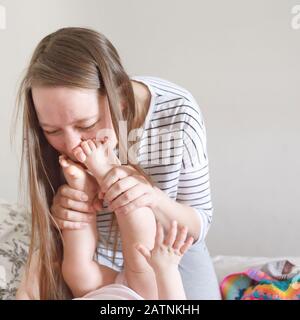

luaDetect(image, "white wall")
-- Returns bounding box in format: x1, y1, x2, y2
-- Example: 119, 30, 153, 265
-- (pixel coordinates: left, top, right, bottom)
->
0, 0, 299, 257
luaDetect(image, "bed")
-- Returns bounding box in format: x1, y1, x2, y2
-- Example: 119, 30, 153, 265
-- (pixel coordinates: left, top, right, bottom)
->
1, 198, 299, 300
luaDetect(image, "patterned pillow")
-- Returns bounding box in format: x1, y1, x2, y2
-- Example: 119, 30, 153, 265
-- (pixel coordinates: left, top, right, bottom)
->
0, 199, 30, 300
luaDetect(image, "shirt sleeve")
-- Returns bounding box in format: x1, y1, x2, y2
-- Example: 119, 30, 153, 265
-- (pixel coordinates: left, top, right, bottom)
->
176, 97, 213, 244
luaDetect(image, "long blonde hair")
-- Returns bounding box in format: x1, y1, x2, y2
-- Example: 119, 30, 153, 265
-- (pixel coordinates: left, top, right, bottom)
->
14, 27, 152, 299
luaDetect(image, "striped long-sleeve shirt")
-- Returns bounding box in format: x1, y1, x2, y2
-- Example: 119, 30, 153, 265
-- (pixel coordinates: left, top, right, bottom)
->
96, 76, 213, 271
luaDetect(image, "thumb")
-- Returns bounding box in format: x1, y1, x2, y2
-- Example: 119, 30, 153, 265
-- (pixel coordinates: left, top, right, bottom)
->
135, 244, 151, 260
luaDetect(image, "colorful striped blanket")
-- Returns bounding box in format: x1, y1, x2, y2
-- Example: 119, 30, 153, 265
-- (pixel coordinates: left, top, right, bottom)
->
220, 260, 300, 300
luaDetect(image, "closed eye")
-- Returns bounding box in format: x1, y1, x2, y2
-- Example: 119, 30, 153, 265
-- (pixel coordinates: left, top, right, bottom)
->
78, 119, 100, 131
43, 119, 101, 135
43, 129, 61, 135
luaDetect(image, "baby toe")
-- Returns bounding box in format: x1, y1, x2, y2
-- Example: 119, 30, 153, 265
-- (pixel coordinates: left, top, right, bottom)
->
87, 139, 96, 151
81, 141, 92, 155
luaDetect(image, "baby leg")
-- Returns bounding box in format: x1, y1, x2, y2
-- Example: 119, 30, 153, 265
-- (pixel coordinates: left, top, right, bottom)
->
59, 156, 118, 297
74, 139, 158, 299
115, 207, 158, 299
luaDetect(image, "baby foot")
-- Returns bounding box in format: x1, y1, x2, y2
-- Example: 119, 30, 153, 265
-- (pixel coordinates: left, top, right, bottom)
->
59, 155, 98, 201
73, 138, 121, 185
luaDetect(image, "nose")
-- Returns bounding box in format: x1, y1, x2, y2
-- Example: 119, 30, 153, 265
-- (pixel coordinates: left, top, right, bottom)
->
63, 131, 83, 158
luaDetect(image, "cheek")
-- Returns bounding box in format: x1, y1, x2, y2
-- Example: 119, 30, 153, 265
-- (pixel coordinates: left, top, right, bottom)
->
46, 136, 65, 153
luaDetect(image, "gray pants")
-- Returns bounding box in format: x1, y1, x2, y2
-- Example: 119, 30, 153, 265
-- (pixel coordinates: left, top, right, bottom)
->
179, 241, 221, 300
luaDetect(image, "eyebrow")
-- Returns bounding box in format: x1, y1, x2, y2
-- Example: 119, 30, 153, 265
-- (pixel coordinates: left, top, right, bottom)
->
40, 115, 99, 128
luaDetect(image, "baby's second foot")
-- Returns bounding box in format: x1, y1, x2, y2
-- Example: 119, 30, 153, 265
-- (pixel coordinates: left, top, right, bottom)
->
73, 138, 121, 184
59, 155, 98, 202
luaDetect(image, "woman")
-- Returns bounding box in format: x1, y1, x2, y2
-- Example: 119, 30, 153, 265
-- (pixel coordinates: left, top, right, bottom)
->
15, 27, 220, 299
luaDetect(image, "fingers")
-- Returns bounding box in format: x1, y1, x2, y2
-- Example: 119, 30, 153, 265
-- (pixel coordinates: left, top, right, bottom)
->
51, 204, 94, 223
101, 166, 136, 193
58, 185, 89, 202
53, 216, 89, 230
51, 184, 96, 231
172, 225, 188, 250
109, 182, 146, 211
163, 220, 178, 247
59, 196, 95, 213
114, 193, 153, 215
104, 175, 139, 203
179, 236, 194, 255
162, 220, 194, 255
154, 222, 164, 247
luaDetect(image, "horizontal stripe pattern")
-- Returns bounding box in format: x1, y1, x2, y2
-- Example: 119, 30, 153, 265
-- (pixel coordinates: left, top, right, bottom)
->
95, 76, 213, 270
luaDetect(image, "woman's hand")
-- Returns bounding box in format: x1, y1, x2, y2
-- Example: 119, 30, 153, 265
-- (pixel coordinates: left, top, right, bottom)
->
51, 184, 103, 230
100, 165, 158, 215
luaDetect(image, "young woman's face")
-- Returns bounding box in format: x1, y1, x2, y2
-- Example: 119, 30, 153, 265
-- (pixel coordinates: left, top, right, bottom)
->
32, 86, 117, 161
